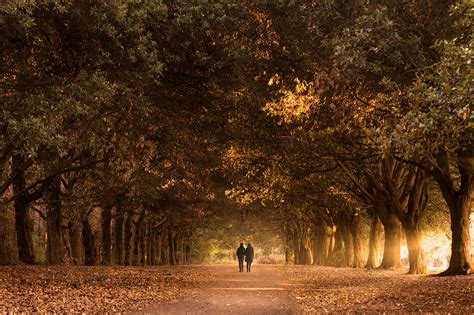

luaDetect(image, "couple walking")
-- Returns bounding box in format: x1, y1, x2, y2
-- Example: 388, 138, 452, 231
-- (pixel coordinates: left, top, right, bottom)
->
236, 242, 254, 272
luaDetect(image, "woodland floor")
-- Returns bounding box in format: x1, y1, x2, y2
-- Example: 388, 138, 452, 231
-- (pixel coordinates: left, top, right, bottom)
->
0, 264, 473, 313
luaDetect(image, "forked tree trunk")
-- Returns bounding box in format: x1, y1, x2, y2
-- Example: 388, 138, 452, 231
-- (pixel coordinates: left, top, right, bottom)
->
366, 212, 383, 269
12, 155, 35, 264
46, 177, 62, 264
379, 212, 401, 269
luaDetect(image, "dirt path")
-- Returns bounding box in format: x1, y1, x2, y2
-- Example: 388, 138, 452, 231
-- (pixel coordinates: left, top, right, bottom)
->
141, 265, 300, 314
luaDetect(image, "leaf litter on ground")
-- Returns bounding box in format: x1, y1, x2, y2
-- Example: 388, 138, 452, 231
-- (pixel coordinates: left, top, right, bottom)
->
0, 265, 212, 313
280, 266, 474, 314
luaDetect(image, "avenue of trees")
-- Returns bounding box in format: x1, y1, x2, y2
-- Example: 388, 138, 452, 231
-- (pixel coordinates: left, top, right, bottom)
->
0, 0, 472, 276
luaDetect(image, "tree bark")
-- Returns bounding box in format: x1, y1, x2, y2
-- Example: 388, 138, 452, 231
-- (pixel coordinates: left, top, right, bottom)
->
140, 225, 146, 266
404, 224, 426, 274
148, 226, 155, 265
168, 223, 177, 265
326, 225, 335, 263
430, 150, 473, 275
46, 177, 62, 264
12, 155, 35, 264
68, 222, 82, 265
293, 236, 300, 265
331, 227, 344, 267
185, 243, 191, 264
366, 212, 383, 269
350, 210, 364, 268
124, 212, 133, 266
0, 159, 13, 265
440, 184, 473, 275
341, 223, 354, 267
101, 207, 112, 264
133, 210, 145, 266
314, 223, 329, 265
82, 216, 96, 266
115, 207, 124, 265
379, 212, 401, 269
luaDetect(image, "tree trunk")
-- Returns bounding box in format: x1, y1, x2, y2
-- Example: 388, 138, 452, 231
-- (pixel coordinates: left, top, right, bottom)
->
140, 225, 146, 266
185, 243, 191, 264
168, 224, 177, 265
124, 212, 133, 266
326, 226, 335, 263
433, 150, 473, 275
115, 207, 124, 265
159, 230, 167, 264
351, 211, 364, 268
101, 207, 112, 264
298, 237, 309, 265
404, 224, 426, 274
155, 231, 162, 265
379, 213, 401, 269
46, 177, 62, 264
82, 217, 96, 266
331, 227, 344, 267
366, 212, 383, 269
313, 223, 329, 266
133, 211, 145, 266
341, 223, 354, 267
12, 155, 35, 264
0, 199, 12, 264
68, 222, 82, 264
0, 160, 13, 265
293, 236, 300, 265
148, 227, 155, 265
441, 186, 472, 275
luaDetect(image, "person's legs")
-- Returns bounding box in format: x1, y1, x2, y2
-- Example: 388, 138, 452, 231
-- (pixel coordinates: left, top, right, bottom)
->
248, 260, 252, 272
239, 258, 243, 272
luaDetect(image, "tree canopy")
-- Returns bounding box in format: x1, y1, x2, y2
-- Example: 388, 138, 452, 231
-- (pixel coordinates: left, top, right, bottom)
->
0, 0, 472, 276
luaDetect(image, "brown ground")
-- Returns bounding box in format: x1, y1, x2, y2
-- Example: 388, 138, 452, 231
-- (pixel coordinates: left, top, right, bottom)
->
282, 266, 474, 314
142, 264, 298, 314
0, 264, 473, 313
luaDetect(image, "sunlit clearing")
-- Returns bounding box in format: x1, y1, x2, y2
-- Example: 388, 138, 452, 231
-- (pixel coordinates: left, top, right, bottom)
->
401, 212, 474, 272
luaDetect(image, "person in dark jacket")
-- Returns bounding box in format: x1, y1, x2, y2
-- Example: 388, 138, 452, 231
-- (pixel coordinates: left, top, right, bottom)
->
244, 243, 254, 272
236, 242, 246, 272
